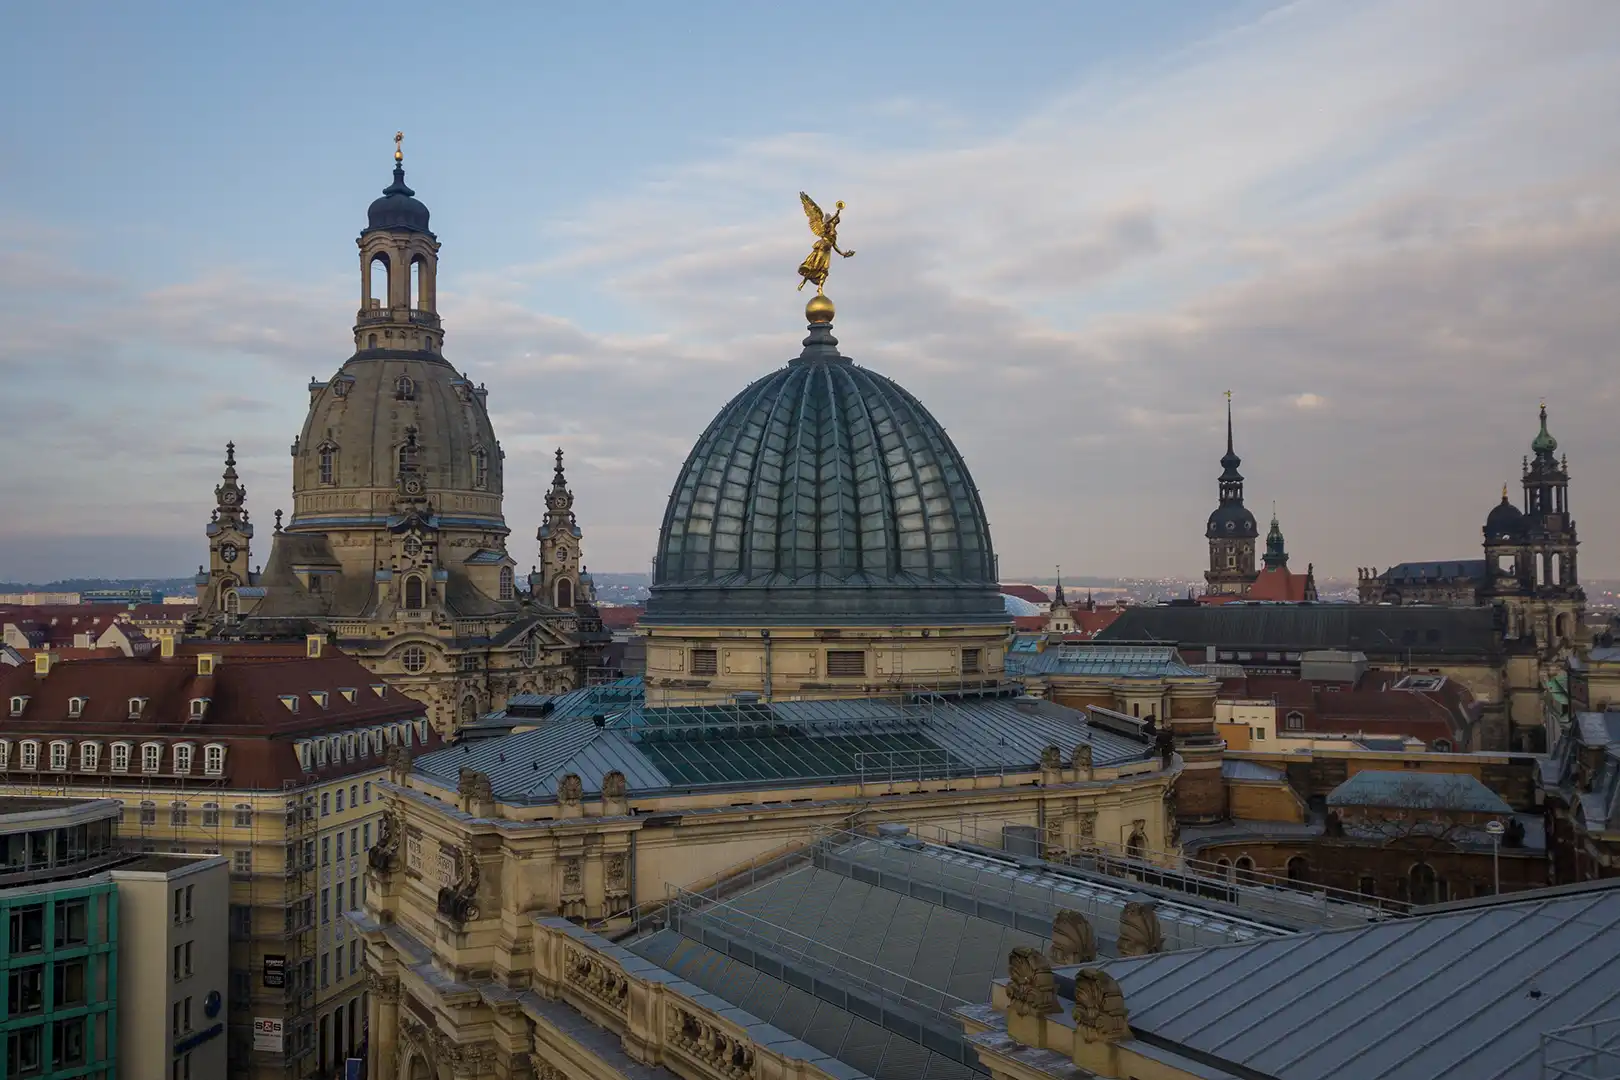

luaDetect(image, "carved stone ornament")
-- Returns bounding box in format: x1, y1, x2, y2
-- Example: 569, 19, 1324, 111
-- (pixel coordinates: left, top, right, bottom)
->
1044, 813, 1066, 857
1072, 742, 1093, 771
563, 946, 630, 1014
458, 767, 494, 803
1116, 901, 1165, 957
562, 855, 583, 897
1040, 744, 1062, 770
557, 773, 584, 804
1050, 909, 1097, 965
666, 1004, 757, 1079
366, 971, 401, 1003
1006, 946, 1060, 1016
1073, 968, 1131, 1044
601, 770, 627, 799
435, 842, 481, 926
1077, 812, 1097, 841
369, 807, 403, 873
385, 743, 413, 778
1164, 784, 1181, 846
606, 852, 627, 889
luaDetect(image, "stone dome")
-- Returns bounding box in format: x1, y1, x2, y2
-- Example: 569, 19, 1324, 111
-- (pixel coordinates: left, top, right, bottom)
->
1485, 490, 1525, 540
289, 353, 504, 532
645, 305, 1003, 625
366, 165, 433, 236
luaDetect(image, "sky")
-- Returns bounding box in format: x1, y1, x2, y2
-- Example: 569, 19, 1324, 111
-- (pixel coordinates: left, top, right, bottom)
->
1, 0, 1618, 583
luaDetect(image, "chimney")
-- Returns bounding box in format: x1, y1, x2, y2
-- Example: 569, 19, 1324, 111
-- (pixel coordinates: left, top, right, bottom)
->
305, 634, 324, 660
160, 633, 176, 660
33, 652, 56, 678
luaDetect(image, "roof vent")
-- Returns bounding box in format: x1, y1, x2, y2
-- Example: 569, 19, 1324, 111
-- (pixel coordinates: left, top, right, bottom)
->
371, 684, 387, 698
33, 653, 56, 678
279, 695, 299, 714
159, 633, 176, 660
339, 688, 357, 703
311, 691, 329, 709
1014, 694, 1040, 713
876, 823, 910, 840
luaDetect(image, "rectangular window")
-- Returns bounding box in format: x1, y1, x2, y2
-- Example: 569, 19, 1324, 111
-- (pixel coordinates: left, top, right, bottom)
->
335, 833, 344, 861
140, 802, 156, 825
52, 960, 85, 1008
111, 743, 130, 771
321, 888, 329, 925
827, 650, 866, 677
8, 965, 43, 1014
363, 823, 371, 849
142, 743, 162, 772
349, 878, 358, 911
79, 742, 98, 770
9, 905, 44, 953
689, 648, 718, 676
53, 900, 86, 947
335, 789, 344, 812
19, 742, 37, 770
321, 793, 330, 817
173, 943, 185, 981
234, 849, 253, 874
173, 887, 183, 923
202, 804, 219, 827
234, 805, 252, 828
7, 1026, 41, 1074
49, 742, 68, 771
322, 837, 330, 866
320, 953, 329, 989
363, 782, 372, 803
349, 827, 358, 858
50, 1016, 85, 1068
350, 942, 358, 975
960, 648, 981, 674
335, 944, 344, 979
171, 802, 188, 827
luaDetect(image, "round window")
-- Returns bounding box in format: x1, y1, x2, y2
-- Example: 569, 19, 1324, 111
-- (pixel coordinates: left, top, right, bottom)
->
403, 537, 423, 558
400, 646, 428, 674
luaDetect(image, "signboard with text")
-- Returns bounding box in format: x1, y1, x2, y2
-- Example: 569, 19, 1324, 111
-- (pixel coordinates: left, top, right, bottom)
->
262, 955, 286, 988
252, 1017, 284, 1053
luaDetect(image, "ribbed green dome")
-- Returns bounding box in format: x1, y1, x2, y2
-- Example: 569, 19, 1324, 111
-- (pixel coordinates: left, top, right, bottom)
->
1531, 404, 1558, 455
647, 314, 1003, 625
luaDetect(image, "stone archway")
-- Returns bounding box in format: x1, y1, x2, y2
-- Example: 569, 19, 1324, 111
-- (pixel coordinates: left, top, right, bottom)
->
407, 1052, 432, 1080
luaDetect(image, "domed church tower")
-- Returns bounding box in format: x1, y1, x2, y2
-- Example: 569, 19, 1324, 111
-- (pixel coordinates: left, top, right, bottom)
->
194, 136, 606, 730
642, 291, 1009, 702
1204, 393, 1259, 595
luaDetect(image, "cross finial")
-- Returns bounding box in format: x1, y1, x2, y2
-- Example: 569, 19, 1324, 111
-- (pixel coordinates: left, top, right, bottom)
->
394, 131, 404, 163
1224, 390, 1232, 401
554, 447, 565, 471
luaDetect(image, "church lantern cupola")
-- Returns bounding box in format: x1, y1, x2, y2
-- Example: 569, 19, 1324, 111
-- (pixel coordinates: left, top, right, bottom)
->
538, 449, 586, 611
1263, 506, 1289, 571
356, 133, 442, 356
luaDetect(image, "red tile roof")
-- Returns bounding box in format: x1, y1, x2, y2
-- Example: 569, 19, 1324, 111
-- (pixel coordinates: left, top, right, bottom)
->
1012, 615, 1047, 633
598, 606, 644, 631
1245, 566, 1314, 602
1218, 670, 1472, 745
0, 650, 434, 789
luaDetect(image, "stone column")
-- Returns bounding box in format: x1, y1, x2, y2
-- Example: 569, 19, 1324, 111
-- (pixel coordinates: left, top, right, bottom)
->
368, 973, 401, 1080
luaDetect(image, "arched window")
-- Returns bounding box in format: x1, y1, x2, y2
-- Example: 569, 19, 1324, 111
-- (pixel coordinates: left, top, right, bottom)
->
368, 253, 390, 308
1126, 829, 1146, 860
403, 576, 424, 610
1410, 862, 1438, 905
395, 375, 415, 401
410, 257, 425, 310
224, 590, 240, 616
498, 566, 514, 601
1286, 856, 1309, 885
522, 634, 540, 667
472, 448, 489, 490
1556, 613, 1572, 641
1215, 857, 1233, 881
1284, 710, 1305, 731
459, 698, 477, 728
400, 646, 428, 674
19, 741, 39, 770
171, 801, 188, 827
363, 782, 372, 804
319, 444, 337, 486
1235, 856, 1257, 884
555, 577, 574, 609
368, 333, 378, 349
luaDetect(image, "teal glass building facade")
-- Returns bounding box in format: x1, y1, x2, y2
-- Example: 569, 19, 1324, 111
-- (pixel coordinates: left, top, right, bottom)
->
0, 882, 117, 1078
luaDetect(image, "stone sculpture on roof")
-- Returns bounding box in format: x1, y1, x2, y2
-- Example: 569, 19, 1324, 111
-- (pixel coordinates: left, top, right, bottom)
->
1006, 947, 1060, 1016
1072, 968, 1130, 1043
1117, 900, 1166, 957
1050, 909, 1098, 965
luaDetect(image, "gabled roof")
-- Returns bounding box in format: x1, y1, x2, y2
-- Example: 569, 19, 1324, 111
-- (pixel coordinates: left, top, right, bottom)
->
1099, 605, 1502, 657
1088, 882, 1620, 1079
1380, 559, 1489, 583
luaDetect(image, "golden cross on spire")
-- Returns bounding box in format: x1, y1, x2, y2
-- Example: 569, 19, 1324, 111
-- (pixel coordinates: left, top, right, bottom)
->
394, 131, 404, 163
1224, 390, 1232, 401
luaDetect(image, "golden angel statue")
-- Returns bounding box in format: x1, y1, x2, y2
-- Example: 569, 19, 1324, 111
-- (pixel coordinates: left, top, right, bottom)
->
797, 192, 855, 293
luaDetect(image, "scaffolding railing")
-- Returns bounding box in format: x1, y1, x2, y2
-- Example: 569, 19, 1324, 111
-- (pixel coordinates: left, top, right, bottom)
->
1543, 1017, 1620, 1080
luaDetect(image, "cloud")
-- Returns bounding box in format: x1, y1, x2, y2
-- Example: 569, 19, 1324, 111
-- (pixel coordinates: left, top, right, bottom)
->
3, 0, 1619, 583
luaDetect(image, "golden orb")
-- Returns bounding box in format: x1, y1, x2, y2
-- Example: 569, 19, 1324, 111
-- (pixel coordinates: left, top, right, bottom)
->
805, 293, 836, 324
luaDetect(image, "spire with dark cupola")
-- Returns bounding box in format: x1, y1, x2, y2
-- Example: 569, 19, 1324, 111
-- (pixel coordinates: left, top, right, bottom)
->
1204, 392, 1259, 595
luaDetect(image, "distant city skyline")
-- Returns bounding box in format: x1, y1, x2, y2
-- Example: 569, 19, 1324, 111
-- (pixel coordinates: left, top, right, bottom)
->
2, 1, 1618, 583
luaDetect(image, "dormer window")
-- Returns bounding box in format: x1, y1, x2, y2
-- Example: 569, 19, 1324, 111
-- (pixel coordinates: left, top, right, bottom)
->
173, 744, 194, 775
67, 697, 87, 719
7, 696, 25, 718
339, 688, 357, 704
141, 742, 162, 773
295, 741, 312, 771
315, 740, 328, 767
127, 697, 147, 719
190, 698, 210, 719
371, 685, 387, 699
79, 743, 99, 771
19, 741, 39, 770
197, 655, 216, 676
279, 695, 299, 714
110, 743, 131, 772
48, 741, 69, 771
311, 692, 328, 710
344, 734, 356, 759
204, 744, 226, 776
412, 719, 428, 744
328, 735, 342, 761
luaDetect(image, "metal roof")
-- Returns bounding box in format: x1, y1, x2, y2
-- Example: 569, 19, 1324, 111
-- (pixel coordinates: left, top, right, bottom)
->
1005, 643, 1205, 679
1090, 881, 1620, 1079
415, 687, 1155, 802
1098, 605, 1502, 656
1326, 770, 1512, 814
1221, 759, 1286, 782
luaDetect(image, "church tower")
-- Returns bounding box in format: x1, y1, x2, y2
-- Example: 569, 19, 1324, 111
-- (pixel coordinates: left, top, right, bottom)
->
536, 449, 588, 611
1486, 404, 1584, 654
1262, 507, 1288, 571
196, 443, 257, 616
1204, 394, 1259, 595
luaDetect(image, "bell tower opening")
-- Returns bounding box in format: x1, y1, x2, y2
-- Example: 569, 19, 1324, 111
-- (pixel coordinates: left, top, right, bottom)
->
367, 253, 390, 310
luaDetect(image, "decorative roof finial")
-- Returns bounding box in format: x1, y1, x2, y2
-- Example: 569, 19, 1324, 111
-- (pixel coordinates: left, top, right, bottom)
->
797, 192, 855, 297
225, 441, 236, 468
1224, 390, 1234, 455
394, 131, 404, 164
554, 447, 565, 475
1502, 482, 1509, 501
274, 509, 283, 534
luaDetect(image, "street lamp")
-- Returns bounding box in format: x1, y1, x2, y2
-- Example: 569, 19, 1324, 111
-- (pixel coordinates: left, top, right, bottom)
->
1485, 819, 1506, 895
